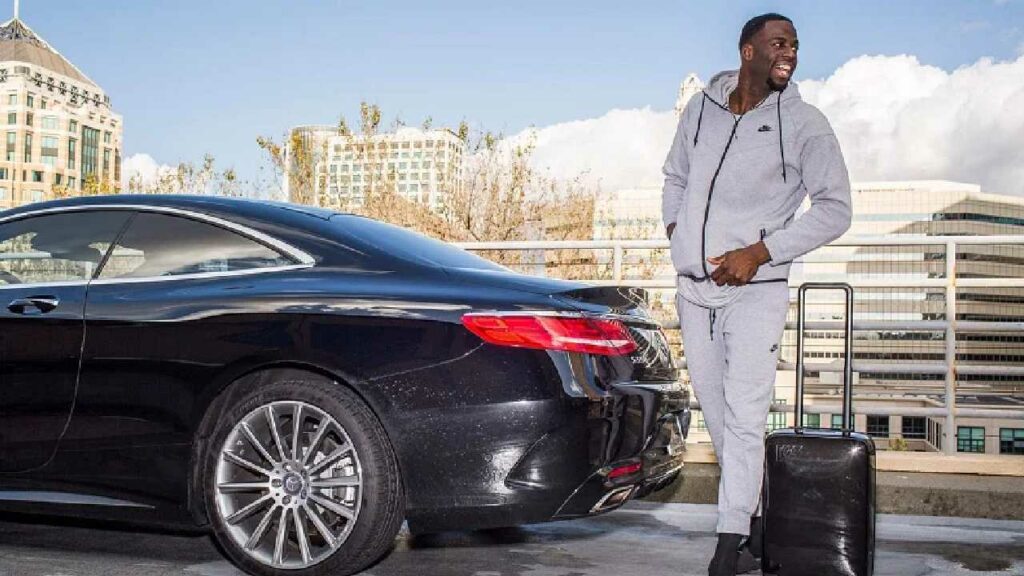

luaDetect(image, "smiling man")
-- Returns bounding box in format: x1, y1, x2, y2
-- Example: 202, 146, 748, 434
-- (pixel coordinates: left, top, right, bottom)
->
661, 13, 852, 576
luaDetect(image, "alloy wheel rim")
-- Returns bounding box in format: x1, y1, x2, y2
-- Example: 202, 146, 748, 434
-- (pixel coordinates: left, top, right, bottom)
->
215, 400, 363, 569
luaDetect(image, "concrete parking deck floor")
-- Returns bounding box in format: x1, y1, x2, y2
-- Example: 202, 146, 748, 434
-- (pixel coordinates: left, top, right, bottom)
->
1, 502, 1023, 576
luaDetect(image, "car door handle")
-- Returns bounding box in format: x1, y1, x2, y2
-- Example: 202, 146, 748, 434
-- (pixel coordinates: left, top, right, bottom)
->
7, 296, 60, 314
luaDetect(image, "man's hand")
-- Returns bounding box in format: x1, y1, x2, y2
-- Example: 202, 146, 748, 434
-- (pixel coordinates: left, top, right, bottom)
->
666, 223, 676, 239
708, 242, 772, 286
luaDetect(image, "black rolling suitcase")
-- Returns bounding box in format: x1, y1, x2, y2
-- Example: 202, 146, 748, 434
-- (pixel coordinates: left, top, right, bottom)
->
762, 282, 876, 576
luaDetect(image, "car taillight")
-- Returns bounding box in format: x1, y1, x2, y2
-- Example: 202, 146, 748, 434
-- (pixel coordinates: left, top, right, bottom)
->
607, 461, 642, 479
461, 313, 638, 356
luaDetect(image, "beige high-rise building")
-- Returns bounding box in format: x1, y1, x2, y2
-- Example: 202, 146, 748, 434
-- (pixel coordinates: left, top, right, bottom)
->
320, 127, 463, 210
284, 126, 464, 211
0, 16, 123, 209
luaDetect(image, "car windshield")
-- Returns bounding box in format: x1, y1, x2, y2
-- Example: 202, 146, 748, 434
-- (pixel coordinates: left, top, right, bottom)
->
330, 214, 507, 272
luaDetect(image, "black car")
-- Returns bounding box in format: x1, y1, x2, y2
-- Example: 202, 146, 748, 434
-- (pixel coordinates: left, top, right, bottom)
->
0, 195, 690, 576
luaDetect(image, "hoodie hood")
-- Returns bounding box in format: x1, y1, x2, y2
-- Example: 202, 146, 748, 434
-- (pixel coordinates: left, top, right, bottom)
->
704, 70, 803, 108
691, 70, 803, 186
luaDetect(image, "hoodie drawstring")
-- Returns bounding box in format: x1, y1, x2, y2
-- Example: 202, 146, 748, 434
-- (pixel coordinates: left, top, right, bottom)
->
777, 90, 787, 182
694, 89, 787, 183
693, 93, 707, 146
709, 307, 717, 341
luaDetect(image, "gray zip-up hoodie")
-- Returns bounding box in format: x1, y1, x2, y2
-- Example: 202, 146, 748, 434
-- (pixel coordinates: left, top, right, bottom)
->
661, 70, 852, 308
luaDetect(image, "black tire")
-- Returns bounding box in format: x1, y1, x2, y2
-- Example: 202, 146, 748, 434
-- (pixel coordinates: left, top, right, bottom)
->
201, 373, 404, 576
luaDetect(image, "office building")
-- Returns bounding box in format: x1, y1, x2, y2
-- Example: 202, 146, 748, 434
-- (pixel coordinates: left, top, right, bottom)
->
0, 15, 123, 208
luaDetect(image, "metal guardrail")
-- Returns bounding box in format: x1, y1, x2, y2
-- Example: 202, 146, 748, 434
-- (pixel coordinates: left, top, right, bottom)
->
457, 234, 1024, 455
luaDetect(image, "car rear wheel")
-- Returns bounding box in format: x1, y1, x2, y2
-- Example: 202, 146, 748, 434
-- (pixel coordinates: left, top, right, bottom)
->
203, 376, 403, 576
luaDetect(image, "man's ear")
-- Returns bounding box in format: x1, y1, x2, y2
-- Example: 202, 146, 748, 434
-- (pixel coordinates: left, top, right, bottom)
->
741, 43, 754, 62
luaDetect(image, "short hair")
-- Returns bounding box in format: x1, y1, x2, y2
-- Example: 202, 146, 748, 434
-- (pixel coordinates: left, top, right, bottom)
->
739, 13, 793, 49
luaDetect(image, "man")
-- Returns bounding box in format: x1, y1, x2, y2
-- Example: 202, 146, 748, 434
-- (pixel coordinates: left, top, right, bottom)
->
661, 13, 852, 576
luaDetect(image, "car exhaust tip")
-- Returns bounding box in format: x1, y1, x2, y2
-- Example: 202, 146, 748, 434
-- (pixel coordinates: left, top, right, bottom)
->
590, 485, 635, 513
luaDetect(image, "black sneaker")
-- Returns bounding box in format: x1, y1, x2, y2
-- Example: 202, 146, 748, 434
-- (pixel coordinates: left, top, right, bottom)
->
735, 547, 760, 574
708, 533, 744, 576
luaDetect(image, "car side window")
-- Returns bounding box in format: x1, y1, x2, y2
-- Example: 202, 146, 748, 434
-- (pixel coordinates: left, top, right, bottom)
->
0, 210, 132, 286
98, 212, 295, 280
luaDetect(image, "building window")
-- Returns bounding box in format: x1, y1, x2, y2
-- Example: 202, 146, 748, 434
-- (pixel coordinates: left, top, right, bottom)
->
69, 119, 78, 132
26, 93, 33, 107
103, 148, 110, 174
41, 115, 58, 130
82, 126, 99, 178
103, 131, 111, 144
25, 111, 32, 126
54, 173, 62, 186
40, 97, 46, 109
831, 414, 847, 429
68, 138, 77, 169
5, 131, 14, 162
866, 415, 889, 438
68, 176, 76, 190
41, 136, 58, 167
766, 399, 788, 431
31, 171, 42, 182
801, 414, 821, 428
0, 186, 6, 200
0, 168, 7, 180
23, 133, 31, 162
957, 426, 985, 453
6, 94, 15, 105
1000, 428, 1024, 455
930, 420, 943, 451
902, 416, 926, 440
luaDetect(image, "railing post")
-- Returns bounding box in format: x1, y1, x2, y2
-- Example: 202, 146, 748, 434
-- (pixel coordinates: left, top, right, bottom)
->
613, 244, 623, 282
944, 241, 958, 455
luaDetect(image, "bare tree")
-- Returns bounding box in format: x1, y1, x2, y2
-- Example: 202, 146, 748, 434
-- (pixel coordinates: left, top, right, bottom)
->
123, 153, 245, 196
257, 102, 599, 262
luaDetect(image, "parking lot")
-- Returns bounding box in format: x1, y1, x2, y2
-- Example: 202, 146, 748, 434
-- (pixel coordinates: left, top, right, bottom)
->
1, 502, 1022, 576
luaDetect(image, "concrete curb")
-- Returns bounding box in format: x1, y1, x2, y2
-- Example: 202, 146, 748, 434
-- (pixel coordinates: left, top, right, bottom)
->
644, 461, 1024, 521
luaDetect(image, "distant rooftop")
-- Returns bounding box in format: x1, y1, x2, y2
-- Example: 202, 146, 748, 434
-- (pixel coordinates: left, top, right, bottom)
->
0, 17, 98, 88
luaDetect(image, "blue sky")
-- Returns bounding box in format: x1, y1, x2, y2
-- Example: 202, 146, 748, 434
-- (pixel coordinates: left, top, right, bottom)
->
13, 0, 1024, 185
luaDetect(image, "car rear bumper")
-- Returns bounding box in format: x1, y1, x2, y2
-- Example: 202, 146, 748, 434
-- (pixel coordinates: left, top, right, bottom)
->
551, 386, 690, 520
403, 378, 691, 533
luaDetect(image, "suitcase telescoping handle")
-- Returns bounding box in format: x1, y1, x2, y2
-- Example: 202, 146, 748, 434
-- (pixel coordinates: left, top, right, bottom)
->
795, 282, 854, 432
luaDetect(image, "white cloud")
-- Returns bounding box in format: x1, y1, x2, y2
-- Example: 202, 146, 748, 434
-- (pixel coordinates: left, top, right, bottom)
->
800, 54, 1024, 196
506, 107, 678, 193
511, 53, 1024, 197
122, 153, 174, 190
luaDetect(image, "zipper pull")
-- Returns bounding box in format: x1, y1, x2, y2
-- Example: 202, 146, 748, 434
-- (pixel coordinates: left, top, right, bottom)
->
760, 228, 767, 241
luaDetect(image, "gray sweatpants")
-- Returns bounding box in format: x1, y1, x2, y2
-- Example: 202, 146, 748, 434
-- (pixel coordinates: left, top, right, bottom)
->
677, 282, 789, 535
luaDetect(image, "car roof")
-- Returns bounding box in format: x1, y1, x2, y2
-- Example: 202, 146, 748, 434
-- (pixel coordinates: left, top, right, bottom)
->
0, 194, 343, 222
